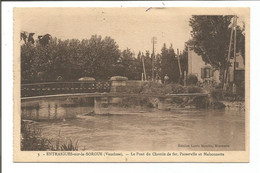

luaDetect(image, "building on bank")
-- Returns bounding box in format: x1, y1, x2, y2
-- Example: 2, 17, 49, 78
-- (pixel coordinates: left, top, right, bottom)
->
187, 48, 220, 84
227, 53, 245, 85
188, 48, 245, 86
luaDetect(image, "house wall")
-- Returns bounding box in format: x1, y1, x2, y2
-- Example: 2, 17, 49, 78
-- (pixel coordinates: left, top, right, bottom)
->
188, 48, 220, 84
188, 48, 206, 81
228, 54, 245, 83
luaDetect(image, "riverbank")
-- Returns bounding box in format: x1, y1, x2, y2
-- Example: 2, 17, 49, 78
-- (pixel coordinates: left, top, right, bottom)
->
222, 101, 245, 111
122, 82, 209, 109
21, 120, 79, 151
123, 82, 245, 111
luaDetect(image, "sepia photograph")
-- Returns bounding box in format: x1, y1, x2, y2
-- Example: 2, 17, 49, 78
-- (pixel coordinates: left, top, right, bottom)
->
13, 7, 249, 162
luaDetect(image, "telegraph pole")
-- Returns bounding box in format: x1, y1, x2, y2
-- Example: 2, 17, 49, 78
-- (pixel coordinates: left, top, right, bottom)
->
151, 37, 157, 81
233, 15, 237, 84
224, 16, 235, 88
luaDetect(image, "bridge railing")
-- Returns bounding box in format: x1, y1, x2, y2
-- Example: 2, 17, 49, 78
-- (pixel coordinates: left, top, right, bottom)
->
21, 81, 111, 97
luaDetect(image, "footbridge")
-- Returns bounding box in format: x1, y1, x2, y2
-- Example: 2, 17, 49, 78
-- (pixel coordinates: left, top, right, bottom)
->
21, 81, 209, 114
21, 81, 208, 99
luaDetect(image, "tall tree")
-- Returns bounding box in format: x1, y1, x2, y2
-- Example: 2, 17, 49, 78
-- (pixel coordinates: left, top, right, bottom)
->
21, 34, 121, 82
161, 44, 179, 83
189, 15, 245, 82
116, 48, 137, 79
143, 51, 152, 80
180, 45, 188, 76
154, 53, 162, 80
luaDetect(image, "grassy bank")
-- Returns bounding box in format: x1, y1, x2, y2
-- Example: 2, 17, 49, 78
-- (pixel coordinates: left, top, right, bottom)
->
209, 89, 245, 110
21, 120, 79, 151
125, 82, 245, 110
125, 81, 205, 95
120, 82, 209, 109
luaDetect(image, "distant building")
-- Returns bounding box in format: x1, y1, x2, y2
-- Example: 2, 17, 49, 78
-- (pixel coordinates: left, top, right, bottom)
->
227, 53, 245, 85
188, 48, 220, 84
188, 48, 245, 85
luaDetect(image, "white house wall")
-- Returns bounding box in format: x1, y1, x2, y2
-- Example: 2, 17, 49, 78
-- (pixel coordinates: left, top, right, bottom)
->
188, 48, 220, 83
188, 48, 205, 81
228, 54, 245, 82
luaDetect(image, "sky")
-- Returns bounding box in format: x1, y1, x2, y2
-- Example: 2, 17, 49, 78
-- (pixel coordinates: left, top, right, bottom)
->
16, 7, 246, 55
16, 8, 192, 54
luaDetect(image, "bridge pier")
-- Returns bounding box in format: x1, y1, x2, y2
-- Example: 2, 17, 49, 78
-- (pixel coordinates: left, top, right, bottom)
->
157, 97, 173, 110
94, 97, 110, 114
93, 76, 129, 114
157, 98, 165, 110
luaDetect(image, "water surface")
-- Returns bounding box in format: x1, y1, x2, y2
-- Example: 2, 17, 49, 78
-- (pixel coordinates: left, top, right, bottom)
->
21, 98, 245, 151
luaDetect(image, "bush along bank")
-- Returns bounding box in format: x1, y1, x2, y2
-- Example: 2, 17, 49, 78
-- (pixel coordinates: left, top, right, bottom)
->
21, 120, 79, 151
139, 82, 246, 110
209, 89, 245, 110
111, 82, 244, 110
119, 82, 212, 110
141, 83, 211, 109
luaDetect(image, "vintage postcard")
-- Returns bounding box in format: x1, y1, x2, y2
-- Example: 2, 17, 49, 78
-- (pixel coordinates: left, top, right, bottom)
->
13, 7, 250, 162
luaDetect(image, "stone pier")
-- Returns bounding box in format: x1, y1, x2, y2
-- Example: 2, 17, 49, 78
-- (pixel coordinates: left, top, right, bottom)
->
94, 76, 128, 114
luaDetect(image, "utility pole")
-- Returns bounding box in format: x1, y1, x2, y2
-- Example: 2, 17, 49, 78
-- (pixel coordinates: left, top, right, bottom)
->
151, 37, 157, 81
224, 16, 235, 89
233, 15, 237, 84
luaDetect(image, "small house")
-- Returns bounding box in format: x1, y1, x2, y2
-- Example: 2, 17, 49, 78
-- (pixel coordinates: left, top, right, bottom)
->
188, 47, 245, 86
188, 48, 220, 84
227, 53, 245, 85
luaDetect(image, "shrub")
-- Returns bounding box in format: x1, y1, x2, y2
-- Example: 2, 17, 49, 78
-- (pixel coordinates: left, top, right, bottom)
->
193, 96, 209, 108
21, 121, 79, 151
210, 89, 223, 100
236, 82, 245, 100
21, 121, 51, 151
187, 86, 203, 93
187, 74, 198, 85
140, 82, 169, 95
171, 84, 186, 94
140, 82, 204, 95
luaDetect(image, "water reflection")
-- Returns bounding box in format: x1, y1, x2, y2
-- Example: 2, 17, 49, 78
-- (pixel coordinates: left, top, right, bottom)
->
21, 98, 94, 121
21, 98, 245, 151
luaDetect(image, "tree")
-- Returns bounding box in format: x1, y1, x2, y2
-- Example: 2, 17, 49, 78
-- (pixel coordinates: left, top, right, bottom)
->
38, 34, 52, 46
21, 34, 122, 82
21, 43, 36, 82
189, 15, 245, 82
180, 44, 188, 76
142, 51, 152, 80
154, 53, 162, 80
116, 48, 136, 79
20, 32, 35, 44
86, 35, 121, 79
160, 44, 179, 83
134, 51, 143, 80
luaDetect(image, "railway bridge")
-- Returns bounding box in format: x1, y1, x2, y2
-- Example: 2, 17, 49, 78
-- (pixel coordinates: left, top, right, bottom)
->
21, 81, 209, 114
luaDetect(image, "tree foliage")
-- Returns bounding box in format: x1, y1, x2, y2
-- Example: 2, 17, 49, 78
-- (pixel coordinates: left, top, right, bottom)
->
21, 35, 121, 82
21, 33, 188, 83
189, 15, 245, 77
159, 44, 187, 83
116, 48, 143, 80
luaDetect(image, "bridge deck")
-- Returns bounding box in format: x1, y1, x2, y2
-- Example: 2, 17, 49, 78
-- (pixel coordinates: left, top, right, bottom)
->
21, 92, 209, 101
21, 81, 111, 98
21, 81, 209, 101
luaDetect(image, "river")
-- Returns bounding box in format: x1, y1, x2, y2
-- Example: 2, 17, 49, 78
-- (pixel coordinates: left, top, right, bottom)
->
21, 98, 245, 151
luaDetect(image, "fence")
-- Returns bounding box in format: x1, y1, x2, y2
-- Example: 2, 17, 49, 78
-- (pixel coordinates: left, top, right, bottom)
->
21, 81, 111, 97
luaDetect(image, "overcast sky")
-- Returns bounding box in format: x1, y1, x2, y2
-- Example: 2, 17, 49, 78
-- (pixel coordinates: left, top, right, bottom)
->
16, 8, 246, 55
